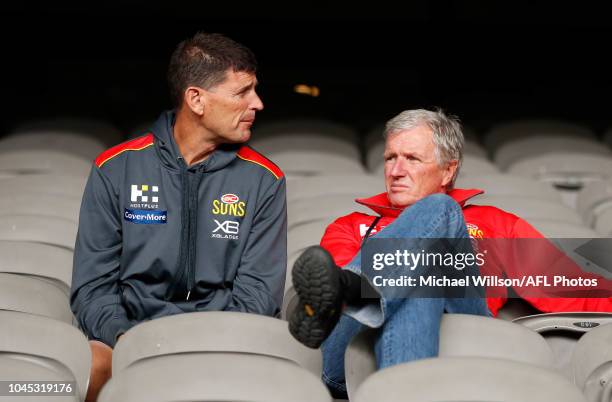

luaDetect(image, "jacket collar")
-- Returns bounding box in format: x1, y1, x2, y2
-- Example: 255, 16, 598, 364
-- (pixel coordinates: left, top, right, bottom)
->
356, 188, 484, 218
151, 110, 241, 173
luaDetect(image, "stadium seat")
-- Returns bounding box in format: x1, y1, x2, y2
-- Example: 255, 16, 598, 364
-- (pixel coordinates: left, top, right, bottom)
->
0, 174, 87, 199
112, 311, 322, 377
468, 195, 584, 225
571, 323, 612, 402
576, 180, 612, 227
352, 356, 586, 402
494, 136, 610, 170
455, 155, 500, 177
0, 241, 73, 295
100, 353, 332, 402
0, 150, 91, 177
0, 131, 106, 161
286, 174, 383, 204
484, 119, 596, 154
0, 215, 77, 251
0, 310, 91, 400
594, 207, 612, 236
507, 153, 612, 190
11, 117, 123, 147
514, 312, 612, 378
345, 313, 556, 399
455, 173, 562, 203
527, 220, 599, 238
0, 194, 80, 224
0, 273, 73, 323
288, 194, 371, 231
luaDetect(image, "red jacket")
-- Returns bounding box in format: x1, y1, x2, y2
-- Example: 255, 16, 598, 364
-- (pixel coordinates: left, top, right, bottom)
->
320, 189, 612, 316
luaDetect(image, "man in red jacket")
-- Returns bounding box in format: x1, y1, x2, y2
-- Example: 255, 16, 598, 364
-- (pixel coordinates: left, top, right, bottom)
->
288, 108, 612, 398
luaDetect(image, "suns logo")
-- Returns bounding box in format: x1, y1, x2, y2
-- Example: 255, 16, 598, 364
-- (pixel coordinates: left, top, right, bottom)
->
212, 194, 246, 217
466, 223, 484, 239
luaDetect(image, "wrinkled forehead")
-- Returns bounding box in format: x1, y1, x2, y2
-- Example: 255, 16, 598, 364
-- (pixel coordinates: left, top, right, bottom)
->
384, 124, 436, 151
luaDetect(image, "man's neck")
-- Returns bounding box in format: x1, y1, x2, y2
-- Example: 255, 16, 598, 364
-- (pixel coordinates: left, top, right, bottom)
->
173, 110, 218, 166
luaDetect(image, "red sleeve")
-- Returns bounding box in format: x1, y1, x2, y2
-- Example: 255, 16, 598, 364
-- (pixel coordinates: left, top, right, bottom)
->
320, 214, 363, 268
510, 218, 612, 313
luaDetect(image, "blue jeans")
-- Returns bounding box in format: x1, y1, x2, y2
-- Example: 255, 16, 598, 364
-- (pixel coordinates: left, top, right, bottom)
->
321, 194, 491, 396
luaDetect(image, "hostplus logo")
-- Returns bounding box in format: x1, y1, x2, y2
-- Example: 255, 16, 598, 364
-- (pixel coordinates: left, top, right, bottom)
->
130, 184, 159, 209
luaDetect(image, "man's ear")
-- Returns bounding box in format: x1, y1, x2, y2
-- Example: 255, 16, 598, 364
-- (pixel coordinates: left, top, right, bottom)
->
442, 159, 459, 188
183, 86, 206, 116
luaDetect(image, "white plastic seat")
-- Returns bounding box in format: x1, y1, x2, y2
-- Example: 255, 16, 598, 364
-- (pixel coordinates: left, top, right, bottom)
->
0, 194, 80, 223
594, 207, 612, 236
514, 312, 612, 379
468, 195, 584, 225
0, 215, 77, 251
100, 353, 331, 402
352, 356, 586, 402
288, 219, 330, 257
0, 355, 79, 402
494, 136, 610, 170
269, 151, 366, 178
0, 310, 91, 400
0, 241, 73, 294
0, 150, 91, 177
286, 174, 383, 204
484, 119, 596, 154
288, 194, 372, 231
345, 314, 556, 399
113, 311, 322, 377
507, 152, 612, 190
0, 273, 73, 323
571, 322, 612, 402
576, 180, 612, 227
455, 155, 500, 178
0, 131, 106, 161
12, 117, 123, 146
528, 220, 599, 238
0, 174, 87, 199
455, 173, 562, 202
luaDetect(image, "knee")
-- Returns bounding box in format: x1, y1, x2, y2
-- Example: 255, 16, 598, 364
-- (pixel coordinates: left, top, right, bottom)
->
89, 340, 113, 379
418, 193, 460, 212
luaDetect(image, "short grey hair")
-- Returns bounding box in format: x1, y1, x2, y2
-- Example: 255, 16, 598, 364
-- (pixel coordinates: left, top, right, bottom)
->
384, 108, 464, 188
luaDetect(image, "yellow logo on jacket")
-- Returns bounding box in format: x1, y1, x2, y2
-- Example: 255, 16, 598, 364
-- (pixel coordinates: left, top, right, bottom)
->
212, 193, 246, 217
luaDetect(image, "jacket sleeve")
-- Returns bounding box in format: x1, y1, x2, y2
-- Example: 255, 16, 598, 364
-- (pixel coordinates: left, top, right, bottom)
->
507, 218, 612, 312
70, 165, 134, 347
320, 214, 363, 267
225, 177, 287, 316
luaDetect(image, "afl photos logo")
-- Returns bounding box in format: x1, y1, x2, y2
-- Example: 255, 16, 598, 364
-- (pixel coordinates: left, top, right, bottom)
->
212, 193, 246, 217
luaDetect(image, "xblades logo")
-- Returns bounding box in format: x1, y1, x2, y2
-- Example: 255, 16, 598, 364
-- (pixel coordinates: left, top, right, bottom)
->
212, 219, 240, 239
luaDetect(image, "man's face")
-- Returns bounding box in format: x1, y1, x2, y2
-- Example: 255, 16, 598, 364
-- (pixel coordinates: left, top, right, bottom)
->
202, 69, 264, 144
384, 125, 456, 208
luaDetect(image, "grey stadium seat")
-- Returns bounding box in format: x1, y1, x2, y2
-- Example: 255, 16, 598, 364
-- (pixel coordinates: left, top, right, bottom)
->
288, 194, 372, 231
113, 311, 322, 377
571, 322, 612, 402
507, 152, 612, 189
0, 215, 77, 251
455, 173, 562, 203
484, 119, 596, 154
0, 241, 73, 295
0, 150, 91, 177
100, 353, 331, 402
494, 136, 610, 171
527, 220, 599, 238
286, 174, 383, 204
0, 356, 78, 402
12, 117, 123, 147
468, 195, 584, 225
0, 194, 81, 223
455, 155, 500, 178
594, 207, 612, 236
0, 174, 87, 199
514, 312, 612, 379
576, 180, 612, 227
345, 314, 556, 399
0, 310, 91, 401
0, 273, 73, 323
0, 131, 106, 161
352, 357, 586, 402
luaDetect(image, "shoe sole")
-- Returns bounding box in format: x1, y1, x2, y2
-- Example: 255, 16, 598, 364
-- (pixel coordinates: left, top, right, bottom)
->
289, 246, 341, 348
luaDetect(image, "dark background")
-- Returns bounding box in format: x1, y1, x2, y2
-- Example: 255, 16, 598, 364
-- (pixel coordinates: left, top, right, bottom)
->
1, 1, 611, 140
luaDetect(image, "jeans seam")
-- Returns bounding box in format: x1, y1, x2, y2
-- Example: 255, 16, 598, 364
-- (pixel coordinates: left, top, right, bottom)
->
321, 372, 347, 392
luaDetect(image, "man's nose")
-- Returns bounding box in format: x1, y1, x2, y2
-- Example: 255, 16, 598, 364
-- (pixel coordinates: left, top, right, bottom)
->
389, 159, 406, 177
250, 92, 264, 111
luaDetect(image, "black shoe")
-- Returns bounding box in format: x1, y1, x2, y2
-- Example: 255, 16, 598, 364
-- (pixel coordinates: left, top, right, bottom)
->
289, 246, 344, 349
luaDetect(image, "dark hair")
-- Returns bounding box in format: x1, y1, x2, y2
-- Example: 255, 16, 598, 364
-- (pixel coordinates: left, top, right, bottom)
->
167, 32, 258, 107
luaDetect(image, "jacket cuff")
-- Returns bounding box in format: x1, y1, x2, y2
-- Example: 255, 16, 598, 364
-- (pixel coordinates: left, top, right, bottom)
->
101, 317, 134, 348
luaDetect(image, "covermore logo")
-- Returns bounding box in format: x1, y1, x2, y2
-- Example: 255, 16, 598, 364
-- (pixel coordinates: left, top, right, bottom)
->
212, 193, 246, 217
